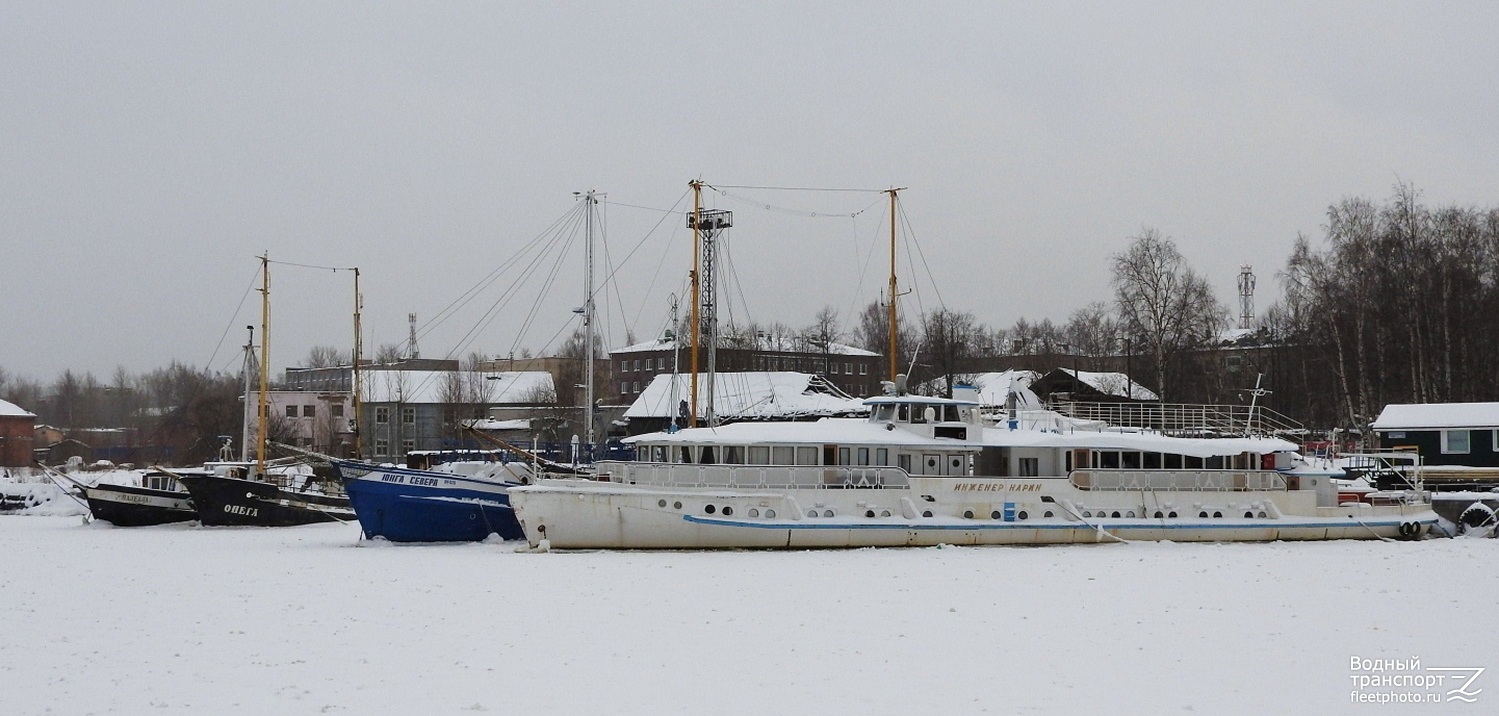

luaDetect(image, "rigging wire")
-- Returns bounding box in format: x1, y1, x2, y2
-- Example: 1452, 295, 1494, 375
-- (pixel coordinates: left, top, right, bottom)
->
206, 267, 262, 373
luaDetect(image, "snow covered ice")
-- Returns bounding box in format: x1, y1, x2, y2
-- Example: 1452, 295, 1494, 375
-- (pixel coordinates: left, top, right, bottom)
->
2, 514, 1495, 715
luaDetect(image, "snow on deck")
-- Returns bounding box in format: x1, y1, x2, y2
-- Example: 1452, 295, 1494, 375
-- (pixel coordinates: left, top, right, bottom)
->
1, 516, 1493, 715
1372, 402, 1499, 429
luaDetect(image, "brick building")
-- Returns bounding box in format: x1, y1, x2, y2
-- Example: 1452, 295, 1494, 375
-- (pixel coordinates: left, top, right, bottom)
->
1, 399, 37, 467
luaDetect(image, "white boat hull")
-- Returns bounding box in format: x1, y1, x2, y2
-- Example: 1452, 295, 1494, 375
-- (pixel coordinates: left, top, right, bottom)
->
510, 477, 1438, 549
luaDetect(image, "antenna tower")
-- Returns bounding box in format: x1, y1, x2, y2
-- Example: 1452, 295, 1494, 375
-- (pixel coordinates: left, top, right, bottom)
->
1237, 265, 1256, 330
406, 313, 420, 359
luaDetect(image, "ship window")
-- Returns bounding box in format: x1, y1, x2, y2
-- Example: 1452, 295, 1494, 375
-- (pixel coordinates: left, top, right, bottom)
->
1122, 452, 1141, 469
678, 446, 692, 464
1143, 452, 1162, 469
857, 447, 870, 466
1442, 430, 1471, 454
898, 454, 912, 473
838, 447, 851, 465
873, 404, 895, 421
1098, 451, 1120, 469
772, 446, 794, 465
876, 448, 888, 466
1185, 455, 1203, 469
897, 404, 910, 422
723, 446, 744, 464
1165, 453, 1183, 469
795, 447, 818, 465
748, 446, 770, 464
1018, 457, 1039, 476
699, 446, 717, 464
1206, 456, 1225, 469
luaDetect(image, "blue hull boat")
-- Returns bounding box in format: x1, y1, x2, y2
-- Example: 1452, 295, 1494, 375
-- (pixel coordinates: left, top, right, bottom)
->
332, 460, 525, 542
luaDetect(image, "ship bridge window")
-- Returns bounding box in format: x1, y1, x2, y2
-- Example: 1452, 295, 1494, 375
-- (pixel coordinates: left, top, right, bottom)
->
748, 446, 770, 465
897, 404, 911, 422
873, 405, 896, 422
772, 446, 794, 465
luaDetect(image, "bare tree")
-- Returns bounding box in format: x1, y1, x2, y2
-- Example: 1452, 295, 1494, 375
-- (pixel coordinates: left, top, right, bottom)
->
920, 308, 979, 397
1063, 302, 1120, 357
1111, 228, 1225, 400
302, 345, 343, 368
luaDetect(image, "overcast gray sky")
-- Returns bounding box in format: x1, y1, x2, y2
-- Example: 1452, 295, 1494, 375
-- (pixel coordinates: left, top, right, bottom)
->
4, 1, 1496, 381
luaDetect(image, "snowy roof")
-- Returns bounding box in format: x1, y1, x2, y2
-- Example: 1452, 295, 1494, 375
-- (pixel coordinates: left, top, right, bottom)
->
1371, 403, 1499, 430
360, 371, 554, 405
0, 398, 36, 418
961, 370, 1043, 407
464, 418, 532, 431
623, 372, 867, 420
1060, 369, 1160, 401
611, 338, 878, 357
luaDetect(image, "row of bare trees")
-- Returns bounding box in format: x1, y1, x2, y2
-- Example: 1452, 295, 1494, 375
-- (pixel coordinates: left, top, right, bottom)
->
1266, 186, 1499, 429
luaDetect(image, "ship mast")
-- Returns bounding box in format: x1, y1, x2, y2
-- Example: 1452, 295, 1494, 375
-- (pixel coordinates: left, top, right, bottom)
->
686, 180, 732, 428
240, 325, 255, 462
256, 253, 270, 478
885, 187, 905, 381
581, 190, 598, 451
351, 267, 363, 459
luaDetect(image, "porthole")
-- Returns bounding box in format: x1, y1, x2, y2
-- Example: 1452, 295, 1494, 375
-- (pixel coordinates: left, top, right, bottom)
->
1018, 511, 1028, 520
808, 510, 818, 518
658, 499, 667, 508
1199, 511, 1208, 518
722, 506, 733, 516
963, 510, 975, 519
1082, 511, 1092, 518
1111, 511, 1121, 518
749, 508, 759, 517
1044, 511, 1054, 518
991, 510, 1001, 520
1244, 511, 1253, 519
1126, 511, 1135, 518
705, 504, 716, 514
673, 501, 682, 510
880, 510, 891, 517
865, 510, 876, 518
1169, 511, 1178, 518
765, 509, 776, 518
469, 513, 477, 520
1256, 511, 1266, 518
1213, 511, 1222, 518
823, 509, 833, 518
1153, 511, 1163, 519
922, 510, 934, 518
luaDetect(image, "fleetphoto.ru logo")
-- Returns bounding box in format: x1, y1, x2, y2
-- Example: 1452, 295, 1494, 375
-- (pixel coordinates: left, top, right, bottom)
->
1350, 656, 1484, 704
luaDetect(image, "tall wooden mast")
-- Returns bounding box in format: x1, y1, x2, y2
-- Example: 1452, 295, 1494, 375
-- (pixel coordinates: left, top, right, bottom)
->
689, 180, 702, 428
256, 253, 270, 477
352, 266, 363, 459
885, 187, 904, 381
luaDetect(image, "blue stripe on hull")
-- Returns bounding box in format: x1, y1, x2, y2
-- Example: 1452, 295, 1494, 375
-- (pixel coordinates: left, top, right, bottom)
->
342, 472, 523, 542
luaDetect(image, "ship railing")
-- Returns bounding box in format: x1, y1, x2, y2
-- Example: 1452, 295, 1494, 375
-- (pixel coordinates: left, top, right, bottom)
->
1070, 469, 1287, 492
598, 461, 911, 490
1052, 401, 1304, 438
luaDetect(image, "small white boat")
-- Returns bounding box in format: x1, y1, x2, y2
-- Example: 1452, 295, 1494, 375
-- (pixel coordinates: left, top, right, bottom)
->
509, 393, 1438, 549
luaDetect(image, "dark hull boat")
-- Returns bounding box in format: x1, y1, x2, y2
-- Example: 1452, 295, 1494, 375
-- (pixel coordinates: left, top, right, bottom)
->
83, 478, 196, 526
176, 468, 355, 527
333, 460, 524, 542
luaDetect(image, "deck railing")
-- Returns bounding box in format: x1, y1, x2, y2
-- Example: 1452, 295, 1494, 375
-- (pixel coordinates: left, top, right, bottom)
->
1070, 469, 1287, 492
597, 461, 911, 490
1051, 401, 1303, 438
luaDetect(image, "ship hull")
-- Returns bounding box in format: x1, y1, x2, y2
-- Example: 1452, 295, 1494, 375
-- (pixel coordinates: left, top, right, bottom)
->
177, 473, 353, 527
334, 461, 524, 542
510, 477, 1439, 550
83, 483, 196, 526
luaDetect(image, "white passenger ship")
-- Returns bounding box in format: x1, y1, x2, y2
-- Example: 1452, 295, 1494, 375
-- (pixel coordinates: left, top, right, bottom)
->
508, 393, 1438, 549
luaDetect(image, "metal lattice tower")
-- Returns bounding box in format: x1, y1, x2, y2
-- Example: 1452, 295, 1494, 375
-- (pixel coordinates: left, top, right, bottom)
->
687, 207, 732, 425
406, 313, 420, 359
1237, 265, 1255, 330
